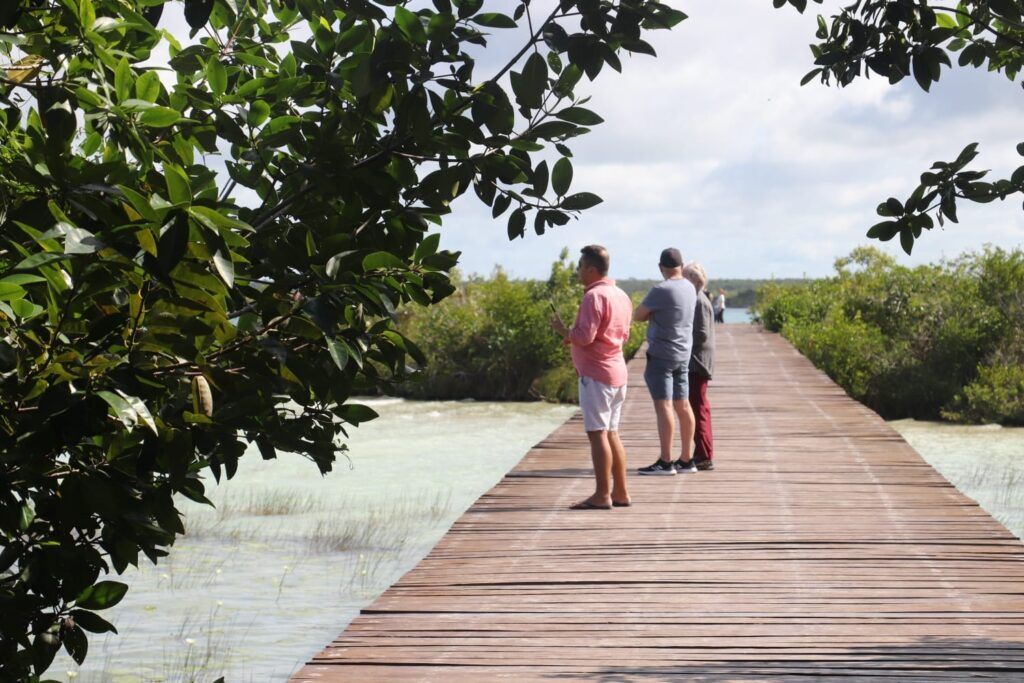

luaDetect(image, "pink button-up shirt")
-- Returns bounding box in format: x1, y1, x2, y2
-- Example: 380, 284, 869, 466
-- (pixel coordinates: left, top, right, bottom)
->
569, 278, 633, 387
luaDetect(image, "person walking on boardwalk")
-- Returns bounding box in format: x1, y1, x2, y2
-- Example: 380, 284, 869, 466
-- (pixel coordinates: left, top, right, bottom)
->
634, 248, 697, 476
550, 245, 634, 510
713, 288, 726, 323
683, 262, 715, 471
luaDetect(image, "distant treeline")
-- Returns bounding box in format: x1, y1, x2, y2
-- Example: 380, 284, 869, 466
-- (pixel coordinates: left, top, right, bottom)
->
753, 247, 1024, 426
618, 278, 805, 308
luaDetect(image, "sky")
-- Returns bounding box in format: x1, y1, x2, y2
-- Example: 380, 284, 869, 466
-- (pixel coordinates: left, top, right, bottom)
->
160, 1, 1024, 280
438, 1, 1024, 279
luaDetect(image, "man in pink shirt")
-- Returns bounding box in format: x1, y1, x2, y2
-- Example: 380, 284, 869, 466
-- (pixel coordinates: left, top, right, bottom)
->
551, 245, 634, 510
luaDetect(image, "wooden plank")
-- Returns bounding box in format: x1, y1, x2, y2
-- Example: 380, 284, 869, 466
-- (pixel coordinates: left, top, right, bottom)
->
291, 326, 1024, 681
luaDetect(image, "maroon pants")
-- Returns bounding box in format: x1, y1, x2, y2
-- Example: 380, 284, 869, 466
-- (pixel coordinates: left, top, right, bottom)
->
688, 372, 714, 461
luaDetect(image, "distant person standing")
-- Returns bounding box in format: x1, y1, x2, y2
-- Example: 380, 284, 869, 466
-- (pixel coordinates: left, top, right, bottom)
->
550, 245, 634, 509
684, 263, 715, 471
713, 289, 726, 323
635, 248, 697, 476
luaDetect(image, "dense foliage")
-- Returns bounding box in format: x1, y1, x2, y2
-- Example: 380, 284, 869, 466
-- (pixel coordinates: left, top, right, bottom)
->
753, 246, 1024, 424
399, 249, 646, 402
0, 0, 685, 676
776, 0, 1024, 254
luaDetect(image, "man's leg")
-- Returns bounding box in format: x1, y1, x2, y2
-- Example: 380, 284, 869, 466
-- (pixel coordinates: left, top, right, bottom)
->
653, 399, 675, 462
673, 398, 695, 462
585, 430, 613, 507
608, 430, 630, 504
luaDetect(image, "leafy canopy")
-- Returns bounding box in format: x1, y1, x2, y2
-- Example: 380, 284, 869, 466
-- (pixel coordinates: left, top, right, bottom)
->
0, 0, 686, 677
774, 0, 1024, 254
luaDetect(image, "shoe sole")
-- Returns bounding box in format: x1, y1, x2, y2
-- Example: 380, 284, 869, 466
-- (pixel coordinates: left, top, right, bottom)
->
638, 469, 675, 476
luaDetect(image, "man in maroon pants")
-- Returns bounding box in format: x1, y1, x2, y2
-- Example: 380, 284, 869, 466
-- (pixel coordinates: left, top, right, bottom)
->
683, 262, 715, 470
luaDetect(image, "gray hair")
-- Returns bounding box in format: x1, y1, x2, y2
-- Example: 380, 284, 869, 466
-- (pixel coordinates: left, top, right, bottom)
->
683, 261, 708, 290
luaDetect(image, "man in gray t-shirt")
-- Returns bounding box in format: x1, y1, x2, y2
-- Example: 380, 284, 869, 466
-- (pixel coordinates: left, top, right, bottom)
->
634, 248, 698, 476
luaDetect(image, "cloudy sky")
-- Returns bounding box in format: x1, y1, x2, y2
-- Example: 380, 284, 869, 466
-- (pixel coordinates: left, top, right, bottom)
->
162, 1, 1023, 280
439, 1, 1024, 280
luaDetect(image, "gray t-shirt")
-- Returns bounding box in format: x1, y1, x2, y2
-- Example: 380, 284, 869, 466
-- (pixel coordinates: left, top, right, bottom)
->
642, 278, 696, 362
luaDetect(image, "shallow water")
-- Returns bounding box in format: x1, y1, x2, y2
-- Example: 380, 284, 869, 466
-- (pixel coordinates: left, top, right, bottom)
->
51, 399, 577, 682
890, 419, 1024, 540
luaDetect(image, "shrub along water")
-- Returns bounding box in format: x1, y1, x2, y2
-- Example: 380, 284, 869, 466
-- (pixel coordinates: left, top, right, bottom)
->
399, 250, 645, 402
753, 246, 1024, 425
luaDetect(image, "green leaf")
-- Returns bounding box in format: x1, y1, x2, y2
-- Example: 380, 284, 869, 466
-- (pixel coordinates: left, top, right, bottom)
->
79, 0, 96, 29
555, 107, 603, 125
184, 0, 213, 28
507, 208, 526, 240
472, 12, 516, 28
63, 624, 88, 665
74, 581, 129, 610
247, 100, 270, 127
363, 251, 405, 270
10, 299, 43, 318
552, 157, 573, 196
561, 192, 603, 211
19, 503, 34, 531
135, 70, 161, 102
188, 206, 254, 233
138, 106, 181, 128
0, 274, 45, 286
114, 57, 132, 102
414, 233, 441, 261
326, 337, 349, 371
70, 610, 118, 635
65, 227, 103, 255
97, 391, 138, 430
119, 393, 158, 435
0, 282, 26, 301
394, 6, 427, 45
337, 403, 378, 425
164, 164, 191, 205
213, 249, 234, 289
899, 227, 914, 254
206, 58, 227, 96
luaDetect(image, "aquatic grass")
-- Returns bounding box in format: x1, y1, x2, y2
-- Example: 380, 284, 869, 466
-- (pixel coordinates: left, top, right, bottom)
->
215, 488, 326, 520
161, 605, 234, 683
156, 544, 236, 591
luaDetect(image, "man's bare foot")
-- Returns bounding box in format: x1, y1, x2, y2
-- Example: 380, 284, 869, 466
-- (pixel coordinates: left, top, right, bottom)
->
612, 499, 632, 507
569, 498, 612, 510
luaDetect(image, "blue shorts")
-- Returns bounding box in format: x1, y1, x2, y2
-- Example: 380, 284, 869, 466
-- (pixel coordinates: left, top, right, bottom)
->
643, 353, 690, 401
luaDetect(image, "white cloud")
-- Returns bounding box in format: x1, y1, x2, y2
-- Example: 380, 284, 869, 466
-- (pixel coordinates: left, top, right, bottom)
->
442, 0, 1023, 279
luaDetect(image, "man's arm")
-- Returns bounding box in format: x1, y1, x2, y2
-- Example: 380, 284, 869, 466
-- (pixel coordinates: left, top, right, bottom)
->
634, 304, 652, 322
567, 293, 601, 346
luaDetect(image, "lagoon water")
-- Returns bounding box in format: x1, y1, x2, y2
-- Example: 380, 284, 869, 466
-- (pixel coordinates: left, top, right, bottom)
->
49, 338, 1024, 681
890, 419, 1024, 540
52, 399, 577, 682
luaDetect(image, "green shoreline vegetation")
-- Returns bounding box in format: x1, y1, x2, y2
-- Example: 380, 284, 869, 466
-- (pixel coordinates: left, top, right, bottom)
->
396, 249, 771, 403
397, 249, 644, 403
753, 246, 1024, 426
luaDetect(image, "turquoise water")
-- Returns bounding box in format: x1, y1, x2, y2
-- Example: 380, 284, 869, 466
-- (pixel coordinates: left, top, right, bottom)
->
890, 419, 1024, 540
50, 399, 577, 682
723, 307, 752, 323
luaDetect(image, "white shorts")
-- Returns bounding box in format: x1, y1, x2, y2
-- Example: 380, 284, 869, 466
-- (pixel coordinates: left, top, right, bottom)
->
579, 376, 626, 432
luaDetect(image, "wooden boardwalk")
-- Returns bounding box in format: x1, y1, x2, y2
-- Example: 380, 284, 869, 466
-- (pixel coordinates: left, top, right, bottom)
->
293, 325, 1024, 681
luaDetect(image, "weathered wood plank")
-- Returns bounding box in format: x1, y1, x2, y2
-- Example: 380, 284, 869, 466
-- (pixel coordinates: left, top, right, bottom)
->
291, 326, 1024, 681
